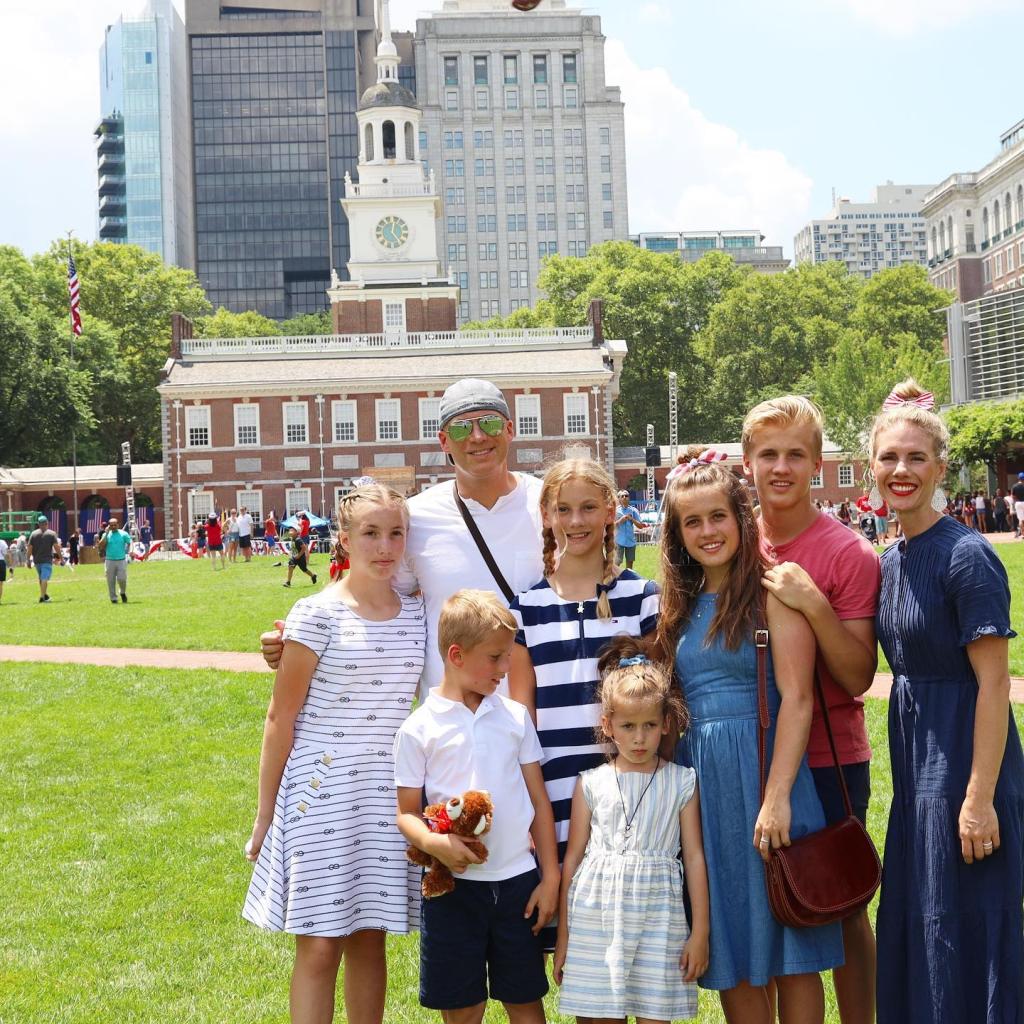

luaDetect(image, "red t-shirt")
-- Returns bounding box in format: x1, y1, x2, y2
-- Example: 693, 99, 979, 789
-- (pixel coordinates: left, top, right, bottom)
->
768, 512, 880, 769
206, 521, 223, 546
854, 496, 873, 514
265, 518, 277, 538
299, 518, 310, 538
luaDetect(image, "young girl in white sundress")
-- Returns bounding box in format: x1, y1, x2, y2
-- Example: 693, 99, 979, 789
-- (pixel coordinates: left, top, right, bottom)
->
554, 635, 710, 1024
242, 483, 425, 1024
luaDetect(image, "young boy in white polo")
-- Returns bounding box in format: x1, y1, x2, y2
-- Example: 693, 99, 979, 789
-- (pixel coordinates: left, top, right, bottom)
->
395, 589, 558, 1024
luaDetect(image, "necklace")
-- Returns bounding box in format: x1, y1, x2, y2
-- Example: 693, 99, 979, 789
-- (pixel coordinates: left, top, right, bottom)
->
613, 755, 661, 850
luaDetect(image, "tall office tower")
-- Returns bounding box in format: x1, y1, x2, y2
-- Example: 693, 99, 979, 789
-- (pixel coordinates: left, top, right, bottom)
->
185, 0, 379, 319
793, 183, 931, 280
414, 0, 627, 323
96, 0, 194, 267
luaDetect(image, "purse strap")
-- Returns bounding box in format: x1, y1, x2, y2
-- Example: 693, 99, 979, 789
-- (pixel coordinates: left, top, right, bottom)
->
452, 481, 515, 602
755, 604, 853, 818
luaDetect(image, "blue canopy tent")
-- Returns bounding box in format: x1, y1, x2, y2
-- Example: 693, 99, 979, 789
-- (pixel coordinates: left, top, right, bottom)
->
280, 510, 331, 531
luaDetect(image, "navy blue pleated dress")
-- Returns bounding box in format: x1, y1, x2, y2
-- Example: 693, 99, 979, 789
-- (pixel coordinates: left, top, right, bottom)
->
875, 515, 1024, 1023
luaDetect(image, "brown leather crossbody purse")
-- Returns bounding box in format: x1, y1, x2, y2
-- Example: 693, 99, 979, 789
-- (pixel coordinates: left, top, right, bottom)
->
755, 621, 882, 928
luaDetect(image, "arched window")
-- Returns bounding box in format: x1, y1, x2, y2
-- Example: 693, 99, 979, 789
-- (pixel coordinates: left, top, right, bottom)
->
994, 199, 1001, 235
982, 207, 989, 243
938, 221, 946, 255
382, 120, 396, 159
364, 123, 374, 162
1017, 184, 1024, 225
948, 215, 954, 252
931, 226, 937, 258
404, 121, 414, 162
1006, 193, 1013, 230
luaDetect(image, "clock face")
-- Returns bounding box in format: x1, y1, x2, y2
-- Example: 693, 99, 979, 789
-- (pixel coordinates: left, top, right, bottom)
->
375, 215, 409, 250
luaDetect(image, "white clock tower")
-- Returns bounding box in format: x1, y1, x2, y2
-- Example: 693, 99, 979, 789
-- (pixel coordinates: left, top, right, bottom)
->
329, 0, 458, 336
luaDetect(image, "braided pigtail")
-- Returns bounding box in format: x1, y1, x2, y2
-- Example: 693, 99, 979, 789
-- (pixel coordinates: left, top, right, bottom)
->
542, 524, 558, 578
596, 519, 619, 619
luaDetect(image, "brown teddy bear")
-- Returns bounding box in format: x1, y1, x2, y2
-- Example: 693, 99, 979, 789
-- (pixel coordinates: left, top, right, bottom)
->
406, 790, 494, 898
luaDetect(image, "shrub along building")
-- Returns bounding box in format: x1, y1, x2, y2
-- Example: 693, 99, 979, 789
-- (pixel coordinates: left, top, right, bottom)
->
157, 10, 626, 539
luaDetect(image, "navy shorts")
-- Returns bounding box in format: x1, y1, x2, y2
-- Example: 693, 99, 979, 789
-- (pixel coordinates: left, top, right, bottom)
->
419, 868, 548, 1011
239, 535, 252, 549
811, 760, 871, 827
0, 559, 6, 582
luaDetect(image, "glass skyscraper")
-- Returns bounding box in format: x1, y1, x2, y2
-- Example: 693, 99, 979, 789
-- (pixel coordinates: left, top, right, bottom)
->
186, 1, 373, 319
96, 0, 194, 267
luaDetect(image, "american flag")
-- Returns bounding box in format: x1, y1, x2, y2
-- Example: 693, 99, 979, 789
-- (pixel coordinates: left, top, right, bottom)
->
84, 508, 106, 535
68, 253, 82, 336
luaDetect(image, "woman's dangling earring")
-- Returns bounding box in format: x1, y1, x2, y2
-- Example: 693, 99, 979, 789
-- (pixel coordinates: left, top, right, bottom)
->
869, 479, 884, 509
931, 486, 948, 513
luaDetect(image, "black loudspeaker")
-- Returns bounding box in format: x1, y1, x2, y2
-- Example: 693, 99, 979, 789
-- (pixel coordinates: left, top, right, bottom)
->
644, 446, 661, 467
116, 465, 132, 486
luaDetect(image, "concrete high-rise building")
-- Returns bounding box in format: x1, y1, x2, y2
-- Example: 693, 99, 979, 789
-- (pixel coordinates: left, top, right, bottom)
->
184, 0, 381, 319
630, 230, 790, 274
793, 183, 931, 279
922, 118, 1024, 302
95, 0, 194, 267
413, 0, 627, 323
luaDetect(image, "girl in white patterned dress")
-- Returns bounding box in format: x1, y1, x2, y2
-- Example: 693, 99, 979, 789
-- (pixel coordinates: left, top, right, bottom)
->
243, 484, 425, 1024
555, 635, 710, 1024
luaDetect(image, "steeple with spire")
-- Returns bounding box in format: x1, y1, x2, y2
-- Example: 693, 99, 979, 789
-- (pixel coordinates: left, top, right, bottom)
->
328, 0, 457, 332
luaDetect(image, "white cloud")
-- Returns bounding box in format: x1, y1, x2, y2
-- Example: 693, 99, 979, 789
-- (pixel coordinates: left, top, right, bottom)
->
605, 40, 813, 253
637, 3, 673, 24
824, 0, 1017, 34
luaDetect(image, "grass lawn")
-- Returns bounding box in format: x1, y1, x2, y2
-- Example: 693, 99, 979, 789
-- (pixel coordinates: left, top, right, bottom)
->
3, 660, 1022, 1023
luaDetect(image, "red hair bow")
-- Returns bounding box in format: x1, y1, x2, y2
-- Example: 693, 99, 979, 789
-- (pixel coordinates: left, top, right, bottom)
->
882, 390, 934, 411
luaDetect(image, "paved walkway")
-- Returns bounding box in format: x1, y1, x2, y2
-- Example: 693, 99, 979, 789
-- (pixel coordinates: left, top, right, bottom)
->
1, 643, 1022, 701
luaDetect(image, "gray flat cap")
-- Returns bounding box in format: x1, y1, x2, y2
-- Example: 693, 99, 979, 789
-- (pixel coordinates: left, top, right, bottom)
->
438, 378, 510, 427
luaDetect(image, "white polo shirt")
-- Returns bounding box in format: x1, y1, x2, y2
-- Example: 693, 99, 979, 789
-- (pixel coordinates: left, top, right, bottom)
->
394, 474, 544, 695
236, 512, 253, 538
394, 689, 544, 882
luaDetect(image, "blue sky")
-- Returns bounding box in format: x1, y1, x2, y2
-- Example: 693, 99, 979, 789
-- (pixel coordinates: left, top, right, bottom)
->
2, 0, 1022, 261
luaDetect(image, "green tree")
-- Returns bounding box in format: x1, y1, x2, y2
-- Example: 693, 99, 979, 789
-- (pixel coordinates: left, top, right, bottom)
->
279, 310, 333, 335
24, 241, 211, 463
0, 295, 94, 466
695, 262, 862, 439
944, 398, 1024, 467
810, 268, 953, 455
197, 307, 282, 338
476, 243, 745, 444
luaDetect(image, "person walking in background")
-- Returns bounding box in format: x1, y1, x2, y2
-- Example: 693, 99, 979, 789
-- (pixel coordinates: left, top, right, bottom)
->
837, 501, 852, 528
206, 513, 226, 571
613, 488, 644, 570
68, 528, 81, 569
282, 527, 317, 588
100, 517, 133, 604
870, 381, 1024, 1023
1012, 472, 1024, 539
994, 489, 1009, 533
0, 535, 7, 603
225, 509, 240, 563
973, 491, 987, 532
264, 511, 279, 554
28, 515, 61, 604
237, 506, 254, 563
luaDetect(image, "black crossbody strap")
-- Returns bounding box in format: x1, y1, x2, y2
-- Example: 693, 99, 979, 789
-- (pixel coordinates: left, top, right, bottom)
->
452, 481, 515, 602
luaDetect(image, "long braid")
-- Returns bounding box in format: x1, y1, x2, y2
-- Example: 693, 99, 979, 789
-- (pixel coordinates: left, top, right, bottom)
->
542, 524, 558, 578
596, 519, 618, 619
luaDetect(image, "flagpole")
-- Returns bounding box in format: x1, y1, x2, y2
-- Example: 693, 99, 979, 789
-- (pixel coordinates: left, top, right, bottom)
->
67, 231, 79, 526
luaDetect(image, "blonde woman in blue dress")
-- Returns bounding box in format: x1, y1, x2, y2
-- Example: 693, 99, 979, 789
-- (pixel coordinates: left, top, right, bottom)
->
554, 635, 710, 1023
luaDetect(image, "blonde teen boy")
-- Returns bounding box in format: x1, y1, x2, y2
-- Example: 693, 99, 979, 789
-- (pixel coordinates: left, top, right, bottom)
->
395, 590, 559, 1024
742, 396, 881, 1024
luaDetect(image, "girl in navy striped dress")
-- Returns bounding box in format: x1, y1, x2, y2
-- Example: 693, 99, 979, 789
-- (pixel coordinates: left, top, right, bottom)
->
242, 484, 425, 1024
509, 460, 659, 942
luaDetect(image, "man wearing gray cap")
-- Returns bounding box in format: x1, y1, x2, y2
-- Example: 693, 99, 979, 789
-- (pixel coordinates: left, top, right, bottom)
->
260, 378, 544, 693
